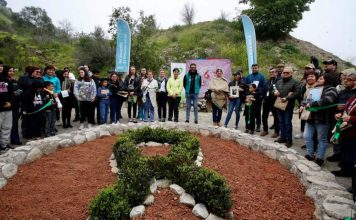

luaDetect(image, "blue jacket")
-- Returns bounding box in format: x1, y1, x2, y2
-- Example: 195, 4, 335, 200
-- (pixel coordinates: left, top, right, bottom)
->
245, 72, 265, 96
43, 75, 61, 94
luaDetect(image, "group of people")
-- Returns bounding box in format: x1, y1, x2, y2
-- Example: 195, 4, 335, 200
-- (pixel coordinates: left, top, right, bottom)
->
1, 59, 356, 179
205, 59, 356, 179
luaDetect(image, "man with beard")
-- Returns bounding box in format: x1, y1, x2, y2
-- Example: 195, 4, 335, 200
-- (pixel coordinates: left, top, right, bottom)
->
323, 59, 340, 87
183, 63, 202, 124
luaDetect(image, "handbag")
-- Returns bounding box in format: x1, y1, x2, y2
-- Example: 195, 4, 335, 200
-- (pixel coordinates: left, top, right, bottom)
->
274, 97, 288, 111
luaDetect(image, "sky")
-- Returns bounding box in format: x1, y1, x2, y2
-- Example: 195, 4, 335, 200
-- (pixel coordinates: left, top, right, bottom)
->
7, 0, 356, 64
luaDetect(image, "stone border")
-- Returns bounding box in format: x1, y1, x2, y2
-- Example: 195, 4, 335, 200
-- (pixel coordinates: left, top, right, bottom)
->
0, 122, 353, 219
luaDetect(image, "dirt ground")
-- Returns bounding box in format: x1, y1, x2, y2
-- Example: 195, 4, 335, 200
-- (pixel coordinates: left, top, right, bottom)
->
0, 135, 315, 219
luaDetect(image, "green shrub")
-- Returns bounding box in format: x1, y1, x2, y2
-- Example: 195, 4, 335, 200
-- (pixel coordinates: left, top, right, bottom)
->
89, 181, 130, 220
147, 156, 173, 180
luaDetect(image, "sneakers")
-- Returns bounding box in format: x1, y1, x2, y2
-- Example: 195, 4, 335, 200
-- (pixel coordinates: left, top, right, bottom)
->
305, 154, 315, 161
326, 153, 342, 162
79, 123, 84, 130
249, 130, 254, 135
331, 169, 352, 177
194, 120, 198, 124
185, 120, 189, 123
285, 141, 293, 148
260, 131, 269, 136
255, 127, 261, 132
274, 138, 286, 143
294, 133, 303, 139
271, 133, 279, 138
245, 129, 250, 133
315, 158, 324, 166
88, 124, 93, 128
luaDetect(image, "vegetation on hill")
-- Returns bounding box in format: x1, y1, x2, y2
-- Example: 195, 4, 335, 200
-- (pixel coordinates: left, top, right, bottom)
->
0, 3, 353, 78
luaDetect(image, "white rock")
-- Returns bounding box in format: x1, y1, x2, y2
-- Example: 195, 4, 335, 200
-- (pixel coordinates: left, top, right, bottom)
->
296, 164, 310, 174
306, 176, 345, 190
200, 129, 210, 137
1, 163, 17, 179
85, 131, 97, 141
99, 130, 111, 138
323, 202, 354, 219
195, 161, 202, 167
57, 133, 72, 140
163, 143, 170, 147
146, 141, 163, 147
109, 159, 117, 168
110, 153, 115, 160
198, 151, 203, 157
111, 167, 119, 174
206, 213, 224, 220
170, 184, 185, 195
13, 145, 32, 152
143, 194, 155, 205
24, 147, 43, 164
156, 179, 171, 188
220, 131, 231, 140
130, 205, 145, 218
305, 170, 336, 182
298, 160, 321, 171
192, 203, 209, 218
6, 151, 27, 165
197, 156, 203, 162
179, 193, 195, 206
73, 135, 86, 145
137, 142, 145, 147
0, 178, 7, 189
317, 189, 352, 201
150, 181, 157, 193
39, 141, 59, 155
264, 150, 277, 160
59, 139, 74, 148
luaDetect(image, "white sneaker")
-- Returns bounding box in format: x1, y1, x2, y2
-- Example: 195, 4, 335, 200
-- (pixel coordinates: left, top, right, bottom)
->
88, 124, 93, 128
294, 133, 303, 139
79, 123, 84, 130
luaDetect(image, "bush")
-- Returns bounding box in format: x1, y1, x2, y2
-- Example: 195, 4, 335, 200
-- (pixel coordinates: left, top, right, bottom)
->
89, 127, 232, 219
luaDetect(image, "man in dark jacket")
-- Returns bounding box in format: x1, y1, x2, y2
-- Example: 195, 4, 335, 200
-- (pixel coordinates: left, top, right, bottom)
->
323, 59, 340, 87
261, 68, 279, 138
156, 69, 168, 122
183, 63, 202, 124
274, 67, 300, 147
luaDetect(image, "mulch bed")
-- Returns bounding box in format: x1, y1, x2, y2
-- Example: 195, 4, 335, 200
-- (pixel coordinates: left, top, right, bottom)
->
0, 135, 315, 219
141, 146, 170, 157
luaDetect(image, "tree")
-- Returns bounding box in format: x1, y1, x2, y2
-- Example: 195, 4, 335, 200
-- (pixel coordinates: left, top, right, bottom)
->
0, 0, 7, 7
181, 3, 195, 25
239, 0, 314, 39
57, 19, 74, 42
108, 6, 136, 38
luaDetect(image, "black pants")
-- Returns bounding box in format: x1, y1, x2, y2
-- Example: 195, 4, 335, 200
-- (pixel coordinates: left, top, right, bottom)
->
255, 100, 262, 128
128, 101, 137, 118
245, 105, 256, 131
262, 100, 279, 133
212, 103, 222, 123
79, 101, 95, 124
62, 100, 73, 126
168, 97, 181, 122
74, 99, 80, 119
21, 112, 45, 138
156, 92, 168, 119
11, 107, 21, 143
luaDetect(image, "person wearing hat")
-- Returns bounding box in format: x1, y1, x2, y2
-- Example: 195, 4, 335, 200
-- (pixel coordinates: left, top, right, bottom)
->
327, 71, 356, 164
224, 70, 247, 129
274, 66, 300, 147
260, 68, 280, 138
276, 63, 285, 79
323, 59, 340, 87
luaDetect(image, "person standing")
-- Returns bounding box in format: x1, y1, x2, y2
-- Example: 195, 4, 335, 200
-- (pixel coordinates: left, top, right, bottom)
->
59, 70, 75, 128
42, 65, 61, 121
97, 79, 111, 124
43, 81, 58, 137
109, 73, 126, 124
92, 69, 102, 124
156, 69, 168, 122
167, 68, 183, 122
322, 59, 340, 87
0, 65, 14, 151
183, 63, 202, 124
224, 70, 247, 129
73, 67, 97, 129
274, 67, 300, 147
304, 74, 338, 166
137, 68, 147, 121
245, 64, 265, 132
141, 70, 158, 122
125, 66, 141, 123
208, 69, 229, 126
244, 84, 260, 134
261, 68, 280, 138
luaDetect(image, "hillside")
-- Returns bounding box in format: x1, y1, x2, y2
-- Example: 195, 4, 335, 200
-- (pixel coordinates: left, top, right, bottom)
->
0, 5, 353, 76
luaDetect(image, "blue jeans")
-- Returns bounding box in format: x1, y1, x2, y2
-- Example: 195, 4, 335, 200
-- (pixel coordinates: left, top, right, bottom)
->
110, 97, 123, 123
45, 111, 56, 136
186, 93, 198, 122
100, 100, 110, 124
304, 121, 329, 160
277, 108, 293, 142
144, 99, 155, 122
224, 98, 242, 128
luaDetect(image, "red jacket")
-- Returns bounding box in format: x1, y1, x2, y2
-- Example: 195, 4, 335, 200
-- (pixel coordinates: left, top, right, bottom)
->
341, 96, 356, 139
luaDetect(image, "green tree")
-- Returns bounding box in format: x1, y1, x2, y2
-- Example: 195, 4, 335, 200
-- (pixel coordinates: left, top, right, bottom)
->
0, 0, 7, 7
239, 0, 314, 39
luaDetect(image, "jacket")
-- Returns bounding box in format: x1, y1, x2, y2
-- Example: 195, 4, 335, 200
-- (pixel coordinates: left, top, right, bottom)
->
167, 77, 183, 97
275, 77, 300, 109
183, 71, 201, 95
245, 72, 265, 96
0, 75, 13, 112
73, 79, 97, 102
43, 74, 61, 94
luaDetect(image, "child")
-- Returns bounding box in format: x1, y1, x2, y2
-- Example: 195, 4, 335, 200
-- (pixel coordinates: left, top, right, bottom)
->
244, 84, 260, 134
43, 81, 58, 137
97, 79, 111, 124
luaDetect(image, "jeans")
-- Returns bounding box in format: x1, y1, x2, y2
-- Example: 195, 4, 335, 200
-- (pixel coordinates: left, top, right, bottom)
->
45, 110, 56, 136
212, 103, 222, 123
110, 97, 123, 123
144, 99, 155, 122
277, 107, 293, 142
100, 100, 110, 124
156, 92, 167, 119
224, 98, 242, 128
304, 121, 329, 160
262, 100, 279, 133
168, 96, 181, 122
186, 93, 198, 122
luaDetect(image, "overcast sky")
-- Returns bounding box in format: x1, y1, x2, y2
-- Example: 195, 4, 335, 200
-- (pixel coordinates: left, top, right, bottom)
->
8, 0, 356, 64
